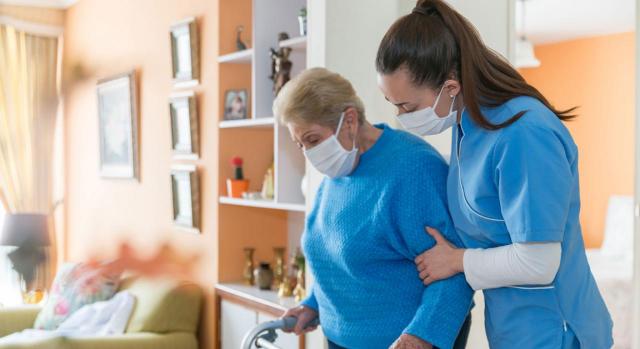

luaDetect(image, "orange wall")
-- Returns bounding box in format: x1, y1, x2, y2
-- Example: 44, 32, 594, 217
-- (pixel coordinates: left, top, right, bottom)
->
63, 0, 219, 348
520, 32, 635, 248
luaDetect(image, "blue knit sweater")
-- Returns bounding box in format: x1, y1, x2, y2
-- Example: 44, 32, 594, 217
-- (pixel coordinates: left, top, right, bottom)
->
300, 124, 473, 349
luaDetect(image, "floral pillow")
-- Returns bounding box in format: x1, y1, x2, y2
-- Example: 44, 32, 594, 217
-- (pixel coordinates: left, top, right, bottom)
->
34, 262, 122, 330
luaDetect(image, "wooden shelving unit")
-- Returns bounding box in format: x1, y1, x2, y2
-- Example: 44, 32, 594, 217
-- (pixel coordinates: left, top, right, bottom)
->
279, 36, 307, 50
216, 1, 308, 348
216, 283, 298, 314
218, 116, 274, 129
218, 49, 254, 63
219, 196, 305, 212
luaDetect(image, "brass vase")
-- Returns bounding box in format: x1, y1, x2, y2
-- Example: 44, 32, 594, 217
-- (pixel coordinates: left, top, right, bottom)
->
273, 247, 285, 289
243, 248, 255, 286
278, 274, 293, 298
293, 268, 306, 302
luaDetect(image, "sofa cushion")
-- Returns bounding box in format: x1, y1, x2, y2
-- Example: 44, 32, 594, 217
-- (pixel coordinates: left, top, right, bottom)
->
34, 263, 121, 330
118, 277, 201, 334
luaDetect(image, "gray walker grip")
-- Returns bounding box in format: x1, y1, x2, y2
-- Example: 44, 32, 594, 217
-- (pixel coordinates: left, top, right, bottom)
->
241, 316, 320, 349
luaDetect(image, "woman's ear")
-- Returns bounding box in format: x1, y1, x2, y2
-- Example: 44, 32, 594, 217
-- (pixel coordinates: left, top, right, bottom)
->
343, 107, 359, 140
344, 107, 359, 127
444, 79, 461, 98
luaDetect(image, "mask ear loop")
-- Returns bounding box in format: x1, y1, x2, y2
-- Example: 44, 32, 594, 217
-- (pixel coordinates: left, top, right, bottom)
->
433, 86, 446, 109
449, 95, 457, 114
335, 112, 346, 135
336, 111, 358, 151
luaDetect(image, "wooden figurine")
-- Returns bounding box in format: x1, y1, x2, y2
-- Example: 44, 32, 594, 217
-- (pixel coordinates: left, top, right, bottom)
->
269, 32, 293, 96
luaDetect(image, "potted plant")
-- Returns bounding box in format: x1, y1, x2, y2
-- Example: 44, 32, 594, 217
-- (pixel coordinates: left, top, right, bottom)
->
298, 7, 307, 36
226, 156, 249, 198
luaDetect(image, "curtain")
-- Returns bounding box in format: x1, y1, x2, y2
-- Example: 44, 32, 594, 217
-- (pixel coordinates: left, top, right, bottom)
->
0, 23, 60, 298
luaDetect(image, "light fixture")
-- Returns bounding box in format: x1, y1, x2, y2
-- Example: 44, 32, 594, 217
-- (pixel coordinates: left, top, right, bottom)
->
515, 0, 541, 68
515, 36, 540, 68
1, 213, 50, 304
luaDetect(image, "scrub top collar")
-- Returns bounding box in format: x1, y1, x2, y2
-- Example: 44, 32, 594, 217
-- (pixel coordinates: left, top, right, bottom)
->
458, 107, 474, 134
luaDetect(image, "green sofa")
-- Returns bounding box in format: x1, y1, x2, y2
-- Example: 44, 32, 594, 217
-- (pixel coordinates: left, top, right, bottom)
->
0, 277, 202, 349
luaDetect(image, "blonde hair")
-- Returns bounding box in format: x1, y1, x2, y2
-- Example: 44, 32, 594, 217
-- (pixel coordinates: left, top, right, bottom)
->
272, 67, 366, 127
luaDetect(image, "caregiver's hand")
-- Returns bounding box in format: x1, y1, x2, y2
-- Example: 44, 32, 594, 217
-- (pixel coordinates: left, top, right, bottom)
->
281, 305, 319, 336
389, 334, 433, 349
415, 227, 465, 286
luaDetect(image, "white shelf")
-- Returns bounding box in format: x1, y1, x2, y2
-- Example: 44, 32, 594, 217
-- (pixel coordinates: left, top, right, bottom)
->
218, 49, 253, 63
278, 36, 306, 50
216, 283, 298, 312
219, 196, 305, 212
219, 117, 274, 129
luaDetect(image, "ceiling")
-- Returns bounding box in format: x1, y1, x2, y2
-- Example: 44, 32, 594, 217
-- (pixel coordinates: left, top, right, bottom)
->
516, 0, 636, 44
1, 0, 634, 44
0, 0, 78, 9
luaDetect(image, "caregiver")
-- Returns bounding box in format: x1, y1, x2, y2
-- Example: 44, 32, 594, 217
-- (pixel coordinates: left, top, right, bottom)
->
375, 1, 613, 348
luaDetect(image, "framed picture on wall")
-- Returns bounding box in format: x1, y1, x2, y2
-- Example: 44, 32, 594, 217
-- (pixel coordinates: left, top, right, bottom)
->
169, 91, 199, 159
223, 89, 248, 120
171, 165, 200, 232
170, 17, 200, 88
97, 71, 139, 180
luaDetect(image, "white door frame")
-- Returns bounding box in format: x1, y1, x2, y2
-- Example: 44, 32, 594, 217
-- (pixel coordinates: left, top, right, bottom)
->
633, 2, 640, 348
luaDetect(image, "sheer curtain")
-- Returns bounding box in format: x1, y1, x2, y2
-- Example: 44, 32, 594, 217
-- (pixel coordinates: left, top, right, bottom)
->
0, 19, 61, 301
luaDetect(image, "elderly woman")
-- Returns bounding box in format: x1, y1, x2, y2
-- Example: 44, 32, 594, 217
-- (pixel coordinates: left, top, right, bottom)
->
275, 67, 473, 349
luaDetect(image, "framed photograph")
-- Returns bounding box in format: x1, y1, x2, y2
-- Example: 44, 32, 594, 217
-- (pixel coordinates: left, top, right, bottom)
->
171, 165, 200, 232
224, 89, 248, 120
170, 17, 199, 88
97, 71, 139, 179
169, 91, 199, 159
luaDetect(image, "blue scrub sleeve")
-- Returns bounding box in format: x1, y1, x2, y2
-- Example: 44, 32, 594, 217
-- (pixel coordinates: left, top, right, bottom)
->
389, 153, 473, 349
493, 124, 575, 243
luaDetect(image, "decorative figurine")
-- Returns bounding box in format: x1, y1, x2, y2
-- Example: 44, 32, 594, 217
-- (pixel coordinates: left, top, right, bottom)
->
273, 247, 285, 289
243, 247, 255, 286
227, 156, 249, 198
269, 32, 293, 96
298, 7, 307, 36
236, 25, 248, 51
254, 262, 274, 290
261, 164, 274, 200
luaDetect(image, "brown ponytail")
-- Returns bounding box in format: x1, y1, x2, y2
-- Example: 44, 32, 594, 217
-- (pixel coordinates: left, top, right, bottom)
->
376, 0, 576, 130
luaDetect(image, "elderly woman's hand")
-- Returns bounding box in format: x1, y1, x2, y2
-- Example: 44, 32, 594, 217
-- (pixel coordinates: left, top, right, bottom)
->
389, 334, 433, 349
281, 305, 319, 336
415, 227, 465, 286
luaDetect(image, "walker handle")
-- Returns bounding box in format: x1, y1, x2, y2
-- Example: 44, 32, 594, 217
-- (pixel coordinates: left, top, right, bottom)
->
281, 316, 320, 331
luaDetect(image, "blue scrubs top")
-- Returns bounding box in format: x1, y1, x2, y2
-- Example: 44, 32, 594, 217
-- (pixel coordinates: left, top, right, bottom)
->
447, 96, 613, 349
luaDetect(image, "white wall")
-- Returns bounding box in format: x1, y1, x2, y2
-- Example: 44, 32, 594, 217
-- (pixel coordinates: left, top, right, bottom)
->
633, 1, 640, 348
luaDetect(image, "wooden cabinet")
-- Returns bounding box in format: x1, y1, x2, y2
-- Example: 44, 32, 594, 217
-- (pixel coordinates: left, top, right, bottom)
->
217, 283, 305, 349
221, 300, 258, 349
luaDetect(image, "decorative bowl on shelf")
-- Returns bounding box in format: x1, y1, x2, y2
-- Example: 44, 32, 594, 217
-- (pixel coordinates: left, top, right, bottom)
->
227, 179, 249, 198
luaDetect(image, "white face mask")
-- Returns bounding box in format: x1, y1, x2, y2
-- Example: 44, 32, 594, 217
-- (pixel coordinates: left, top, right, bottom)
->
303, 113, 358, 178
397, 86, 457, 136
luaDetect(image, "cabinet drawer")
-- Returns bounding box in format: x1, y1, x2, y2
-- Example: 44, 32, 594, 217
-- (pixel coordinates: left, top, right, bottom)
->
221, 300, 258, 349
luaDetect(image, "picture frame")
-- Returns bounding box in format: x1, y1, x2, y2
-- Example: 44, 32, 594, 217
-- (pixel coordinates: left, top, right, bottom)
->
171, 165, 200, 232
170, 17, 200, 88
169, 91, 199, 159
223, 89, 249, 120
96, 71, 139, 180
